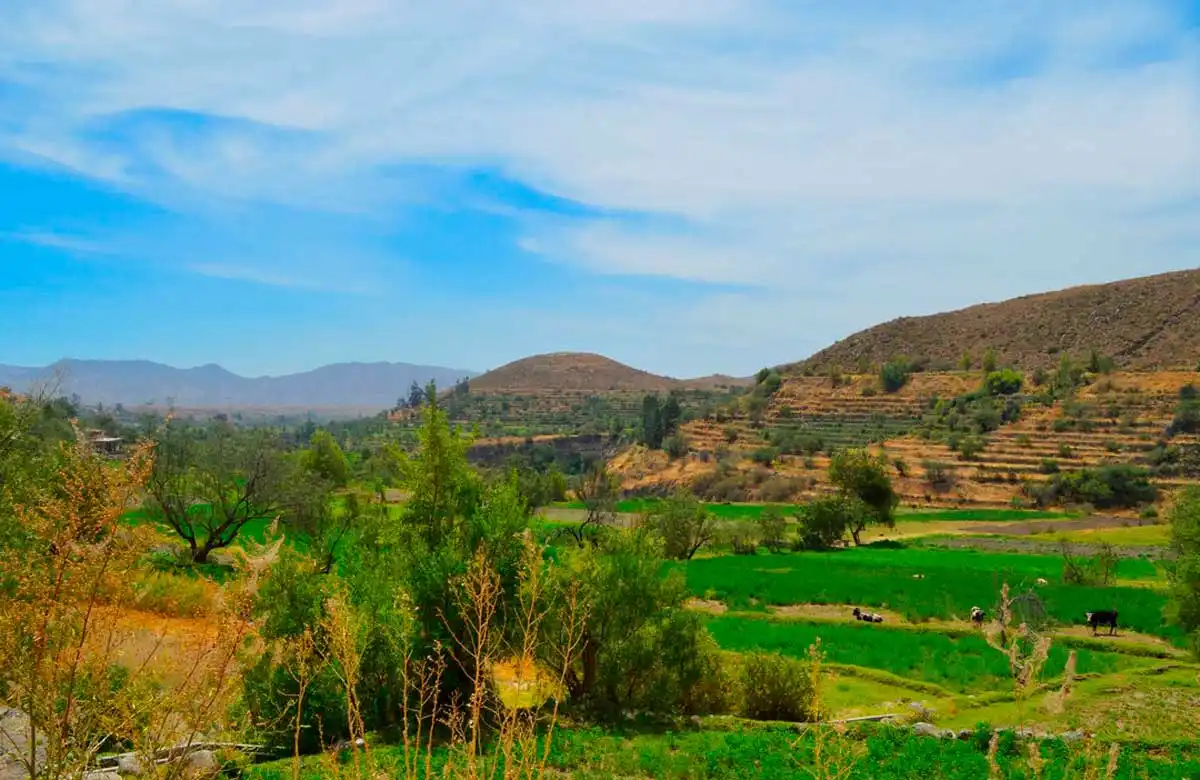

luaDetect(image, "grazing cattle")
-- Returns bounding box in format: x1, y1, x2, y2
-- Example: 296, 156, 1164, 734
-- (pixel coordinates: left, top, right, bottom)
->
970, 606, 985, 627
1035, 578, 1049, 587
852, 607, 884, 624
1085, 610, 1119, 636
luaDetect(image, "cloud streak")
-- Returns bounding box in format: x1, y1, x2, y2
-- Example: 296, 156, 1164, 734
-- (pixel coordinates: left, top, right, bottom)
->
1, 0, 1197, 374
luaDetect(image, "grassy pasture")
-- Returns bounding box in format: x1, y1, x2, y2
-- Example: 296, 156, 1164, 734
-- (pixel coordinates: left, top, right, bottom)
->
245, 723, 1200, 779
680, 547, 1178, 641
552, 500, 1070, 523
704, 614, 1148, 693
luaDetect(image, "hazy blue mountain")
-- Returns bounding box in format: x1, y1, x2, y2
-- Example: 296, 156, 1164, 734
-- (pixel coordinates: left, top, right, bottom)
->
0, 359, 478, 409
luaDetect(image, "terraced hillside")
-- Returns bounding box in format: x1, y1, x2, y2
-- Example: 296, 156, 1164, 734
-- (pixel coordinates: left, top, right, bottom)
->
611, 369, 1200, 509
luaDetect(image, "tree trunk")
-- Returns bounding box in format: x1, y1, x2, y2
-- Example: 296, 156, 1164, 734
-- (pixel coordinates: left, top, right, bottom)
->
580, 638, 598, 699
850, 526, 862, 546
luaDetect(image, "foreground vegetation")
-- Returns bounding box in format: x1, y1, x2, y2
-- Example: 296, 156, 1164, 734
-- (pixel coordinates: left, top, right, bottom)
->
3, 384, 1200, 779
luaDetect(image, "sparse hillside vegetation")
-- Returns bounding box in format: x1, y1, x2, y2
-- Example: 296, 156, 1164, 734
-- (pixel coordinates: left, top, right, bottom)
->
796, 268, 1200, 373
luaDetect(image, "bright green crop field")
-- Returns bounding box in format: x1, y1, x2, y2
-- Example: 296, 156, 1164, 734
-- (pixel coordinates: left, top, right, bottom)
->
678, 547, 1177, 640
704, 614, 1149, 692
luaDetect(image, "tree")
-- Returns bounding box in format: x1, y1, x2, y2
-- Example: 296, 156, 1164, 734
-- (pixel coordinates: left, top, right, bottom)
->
660, 392, 683, 437
879, 359, 911, 393
984, 369, 1024, 396
1168, 487, 1200, 657
794, 495, 855, 549
827, 448, 898, 545
958, 351, 973, 371
301, 429, 350, 488
564, 462, 620, 545
541, 527, 724, 715
640, 394, 664, 449
642, 488, 717, 560
982, 348, 999, 373
406, 381, 425, 409
145, 420, 294, 563
756, 507, 787, 553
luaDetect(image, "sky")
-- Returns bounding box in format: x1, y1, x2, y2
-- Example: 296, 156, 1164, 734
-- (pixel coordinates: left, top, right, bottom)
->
1, 1, 1198, 379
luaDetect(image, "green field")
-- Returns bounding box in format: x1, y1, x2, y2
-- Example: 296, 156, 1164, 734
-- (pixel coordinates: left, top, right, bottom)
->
553, 500, 1071, 523
704, 613, 1149, 692
679, 547, 1178, 640
246, 723, 1200, 780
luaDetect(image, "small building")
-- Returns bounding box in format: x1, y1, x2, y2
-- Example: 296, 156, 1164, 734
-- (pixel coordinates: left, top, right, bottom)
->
85, 429, 125, 457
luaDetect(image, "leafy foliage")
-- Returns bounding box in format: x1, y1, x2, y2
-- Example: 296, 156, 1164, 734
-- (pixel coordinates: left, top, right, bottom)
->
879, 359, 911, 393
738, 652, 815, 722
828, 449, 898, 545
1025, 465, 1157, 510
1168, 487, 1200, 657
641, 489, 718, 560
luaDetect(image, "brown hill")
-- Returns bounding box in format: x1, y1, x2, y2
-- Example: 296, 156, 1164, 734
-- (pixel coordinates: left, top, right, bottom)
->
796, 268, 1200, 373
468, 352, 747, 394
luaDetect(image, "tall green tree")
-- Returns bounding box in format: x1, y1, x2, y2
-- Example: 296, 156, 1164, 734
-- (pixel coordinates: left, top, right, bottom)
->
1168, 487, 1200, 657
640, 394, 664, 449
301, 428, 350, 487
827, 448, 898, 546
660, 392, 683, 438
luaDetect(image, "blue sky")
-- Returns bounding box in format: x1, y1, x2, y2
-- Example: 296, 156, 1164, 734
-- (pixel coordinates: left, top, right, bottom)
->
1, 1, 1198, 378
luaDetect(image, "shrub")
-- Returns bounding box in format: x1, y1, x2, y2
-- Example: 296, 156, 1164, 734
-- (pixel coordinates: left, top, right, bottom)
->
1039, 459, 1060, 474
757, 508, 788, 553
130, 570, 214, 617
1058, 443, 1074, 459
880, 359, 911, 393
861, 385, 878, 397
1027, 465, 1157, 509
751, 447, 780, 466
758, 476, 804, 504
794, 496, 853, 550
727, 521, 760, 555
984, 369, 1023, 396
738, 652, 815, 722
981, 349, 999, 373
664, 433, 690, 459
958, 436, 985, 460
923, 460, 956, 491
723, 426, 739, 444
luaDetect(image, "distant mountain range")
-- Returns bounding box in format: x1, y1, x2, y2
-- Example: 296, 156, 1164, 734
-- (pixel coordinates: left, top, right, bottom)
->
0, 359, 478, 409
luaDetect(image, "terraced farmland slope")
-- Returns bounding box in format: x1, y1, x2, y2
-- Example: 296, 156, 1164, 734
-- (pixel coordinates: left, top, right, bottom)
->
611, 369, 1200, 508
795, 267, 1200, 374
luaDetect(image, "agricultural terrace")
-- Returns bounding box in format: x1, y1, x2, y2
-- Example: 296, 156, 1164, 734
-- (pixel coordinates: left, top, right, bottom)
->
615, 368, 1200, 509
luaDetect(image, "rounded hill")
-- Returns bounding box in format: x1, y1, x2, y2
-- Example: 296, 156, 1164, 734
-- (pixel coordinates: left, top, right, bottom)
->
468, 352, 683, 394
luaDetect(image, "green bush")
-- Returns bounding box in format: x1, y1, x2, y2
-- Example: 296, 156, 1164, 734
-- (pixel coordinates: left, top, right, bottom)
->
1028, 465, 1157, 510
983, 369, 1023, 396
958, 436, 985, 460
738, 652, 815, 722
879, 360, 911, 393
751, 447, 780, 466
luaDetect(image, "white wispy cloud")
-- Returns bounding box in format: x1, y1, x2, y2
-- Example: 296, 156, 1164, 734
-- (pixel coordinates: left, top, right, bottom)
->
1, 0, 1197, 372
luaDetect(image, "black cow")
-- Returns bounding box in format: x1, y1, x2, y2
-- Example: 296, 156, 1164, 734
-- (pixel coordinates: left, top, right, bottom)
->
970, 607, 985, 627
1085, 610, 1118, 636
852, 608, 884, 624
